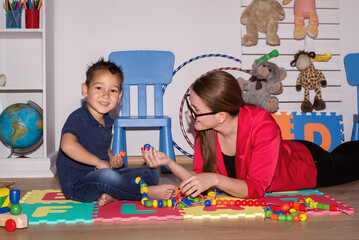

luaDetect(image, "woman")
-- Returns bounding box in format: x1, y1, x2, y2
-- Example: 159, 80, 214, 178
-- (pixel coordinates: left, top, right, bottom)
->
142, 71, 359, 199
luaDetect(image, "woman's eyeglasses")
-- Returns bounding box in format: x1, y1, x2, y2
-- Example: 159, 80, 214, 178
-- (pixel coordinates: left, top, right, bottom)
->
185, 94, 219, 121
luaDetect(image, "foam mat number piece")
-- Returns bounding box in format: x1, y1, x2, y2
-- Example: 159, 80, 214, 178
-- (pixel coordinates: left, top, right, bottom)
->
271, 112, 294, 140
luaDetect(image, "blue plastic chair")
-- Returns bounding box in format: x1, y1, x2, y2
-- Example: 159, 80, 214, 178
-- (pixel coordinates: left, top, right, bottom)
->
109, 50, 176, 172
344, 53, 359, 141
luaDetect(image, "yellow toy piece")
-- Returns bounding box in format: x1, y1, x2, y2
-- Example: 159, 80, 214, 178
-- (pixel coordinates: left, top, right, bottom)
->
311, 52, 332, 62
0, 187, 10, 212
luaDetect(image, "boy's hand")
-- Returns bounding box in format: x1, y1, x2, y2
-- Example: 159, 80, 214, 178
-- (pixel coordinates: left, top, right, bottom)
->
110, 153, 124, 168
95, 160, 111, 170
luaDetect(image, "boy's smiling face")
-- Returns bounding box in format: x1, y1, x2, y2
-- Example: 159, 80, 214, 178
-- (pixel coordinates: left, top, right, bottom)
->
81, 69, 122, 122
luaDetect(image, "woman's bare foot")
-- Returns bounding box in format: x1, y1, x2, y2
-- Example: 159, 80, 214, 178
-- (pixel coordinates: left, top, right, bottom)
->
97, 193, 117, 207
148, 184, 176, 200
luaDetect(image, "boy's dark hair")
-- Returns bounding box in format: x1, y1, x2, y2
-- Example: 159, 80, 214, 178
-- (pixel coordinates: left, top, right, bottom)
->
85, 57, 124, 90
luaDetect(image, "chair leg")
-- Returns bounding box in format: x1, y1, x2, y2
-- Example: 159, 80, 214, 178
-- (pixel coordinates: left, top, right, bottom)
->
351, 115, 359, 141
160, 126, 176, 173
120, 127, 128, 167
112, 126, 128, 167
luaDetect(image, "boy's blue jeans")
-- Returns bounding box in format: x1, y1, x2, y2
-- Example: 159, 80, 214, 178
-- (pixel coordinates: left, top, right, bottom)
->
70, 167, 159, 202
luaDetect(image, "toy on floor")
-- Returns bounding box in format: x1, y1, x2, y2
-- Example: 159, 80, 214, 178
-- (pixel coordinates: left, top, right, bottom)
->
282, 0, 319, 39
0, 181, 14, 189
238, 61, 286, 113
265, 198, 308, 222
290, 50, 327, 112
0, 188, 28, 232
133, 177, 175, 208
241, 0, 285, 46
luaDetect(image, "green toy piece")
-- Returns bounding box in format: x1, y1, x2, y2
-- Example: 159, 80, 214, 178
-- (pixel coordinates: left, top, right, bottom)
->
255, 49, 279, 64
10, 204, 22, 215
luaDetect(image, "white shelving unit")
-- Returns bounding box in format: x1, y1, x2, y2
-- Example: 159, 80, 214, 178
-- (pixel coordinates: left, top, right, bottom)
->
0, 1, 56, 177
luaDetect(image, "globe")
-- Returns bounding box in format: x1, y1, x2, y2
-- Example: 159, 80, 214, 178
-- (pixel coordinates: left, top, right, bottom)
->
0, 101, 43, 157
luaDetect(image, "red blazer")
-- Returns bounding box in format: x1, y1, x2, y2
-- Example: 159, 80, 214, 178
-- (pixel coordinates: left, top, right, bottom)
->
193, 105, 317, 199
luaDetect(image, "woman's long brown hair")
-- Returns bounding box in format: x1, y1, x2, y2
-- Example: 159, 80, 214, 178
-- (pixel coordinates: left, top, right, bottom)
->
192, 71, 244, 173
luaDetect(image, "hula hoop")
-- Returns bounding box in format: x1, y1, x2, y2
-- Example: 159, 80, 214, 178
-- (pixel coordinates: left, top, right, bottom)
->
166, 54, 246, 158
178, 67, 252, 157
162, 54, 242, 94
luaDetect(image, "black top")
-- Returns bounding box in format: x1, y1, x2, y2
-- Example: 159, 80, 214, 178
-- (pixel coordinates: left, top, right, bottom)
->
222, 152, 236, 178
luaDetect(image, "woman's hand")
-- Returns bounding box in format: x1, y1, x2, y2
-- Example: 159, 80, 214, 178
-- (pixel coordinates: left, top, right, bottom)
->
179, 173, 219, 198
142, 147, 172, 168
110, 153, 124, 168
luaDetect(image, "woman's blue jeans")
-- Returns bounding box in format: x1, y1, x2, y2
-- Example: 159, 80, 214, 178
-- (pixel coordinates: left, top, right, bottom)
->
70, 167, 159, 202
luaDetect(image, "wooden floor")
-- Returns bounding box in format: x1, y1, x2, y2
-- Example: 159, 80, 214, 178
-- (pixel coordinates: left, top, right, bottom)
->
1, 160, 359, 239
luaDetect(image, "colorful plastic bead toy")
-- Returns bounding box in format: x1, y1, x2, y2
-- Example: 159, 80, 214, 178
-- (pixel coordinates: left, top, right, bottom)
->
143, 144, 151, 150
264, 200, 308, 222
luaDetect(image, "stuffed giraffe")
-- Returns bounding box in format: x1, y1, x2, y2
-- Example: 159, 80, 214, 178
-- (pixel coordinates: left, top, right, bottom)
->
282, 0, 319, 39
290, 50, 327, 112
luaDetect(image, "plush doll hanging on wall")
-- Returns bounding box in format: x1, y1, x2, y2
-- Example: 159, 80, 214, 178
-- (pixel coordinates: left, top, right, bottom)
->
241, 0, 285, 47
282, 0, 319, 39
290, 50, 327, 112
238, 61, 286, 113
0, 74, 6, 87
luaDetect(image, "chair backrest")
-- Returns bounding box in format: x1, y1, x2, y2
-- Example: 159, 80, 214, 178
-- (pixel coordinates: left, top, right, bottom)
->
109, 50, 175, 117
344, 53, 359, 86
344, 53, 359, 114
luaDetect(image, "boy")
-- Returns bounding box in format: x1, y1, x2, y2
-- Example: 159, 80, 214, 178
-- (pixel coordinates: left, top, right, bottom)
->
56, 58, 175, 206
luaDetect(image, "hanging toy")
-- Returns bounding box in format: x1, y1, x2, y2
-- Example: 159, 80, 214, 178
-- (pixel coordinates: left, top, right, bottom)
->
290, 50, 327, 112
241, 0, 285, 46
282, 0, 319, 39
0, 74, 6, 87
255, 49, 279, 64
311, 52, 332, 62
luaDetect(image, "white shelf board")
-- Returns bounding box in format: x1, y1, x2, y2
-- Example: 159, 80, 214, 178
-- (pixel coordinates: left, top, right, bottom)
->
0, 29, 43, 33
0, 86, 43, 91
0, 153, 57, 178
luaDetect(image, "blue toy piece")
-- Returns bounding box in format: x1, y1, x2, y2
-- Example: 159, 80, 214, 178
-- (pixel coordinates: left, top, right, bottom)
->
9, 189, 20, 204
109, 50, 176, 173
344, 53, 359, 141
290, 112, 344, 152
143, 144, 151, 150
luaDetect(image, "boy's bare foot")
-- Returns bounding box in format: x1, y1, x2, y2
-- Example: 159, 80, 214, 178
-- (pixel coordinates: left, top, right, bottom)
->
148, 184, 176, 200
97, 193, 117, 206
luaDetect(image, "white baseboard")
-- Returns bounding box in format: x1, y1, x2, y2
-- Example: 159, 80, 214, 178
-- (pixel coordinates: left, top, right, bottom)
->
0, 152, 58, 178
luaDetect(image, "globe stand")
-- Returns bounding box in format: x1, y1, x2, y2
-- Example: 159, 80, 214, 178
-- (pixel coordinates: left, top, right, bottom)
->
7, 148, 29, 158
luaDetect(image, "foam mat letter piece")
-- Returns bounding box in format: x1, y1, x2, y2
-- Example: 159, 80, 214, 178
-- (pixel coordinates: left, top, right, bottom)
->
291, 112, 344, 151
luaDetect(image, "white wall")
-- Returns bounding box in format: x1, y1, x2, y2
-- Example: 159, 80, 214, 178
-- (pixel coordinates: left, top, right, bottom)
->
339, 0, 359, 144
52, 0, 359, 156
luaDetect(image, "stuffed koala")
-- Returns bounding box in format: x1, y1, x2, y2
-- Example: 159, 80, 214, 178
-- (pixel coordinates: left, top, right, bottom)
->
241, 0, 285, 47
238, 61, 286, 113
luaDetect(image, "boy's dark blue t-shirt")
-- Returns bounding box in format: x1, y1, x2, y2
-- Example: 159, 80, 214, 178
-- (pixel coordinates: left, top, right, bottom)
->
56, 101, 114, 198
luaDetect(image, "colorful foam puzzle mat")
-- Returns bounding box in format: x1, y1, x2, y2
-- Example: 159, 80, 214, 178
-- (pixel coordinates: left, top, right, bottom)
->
19, 189, 353, 225
271, 112, 344, 152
